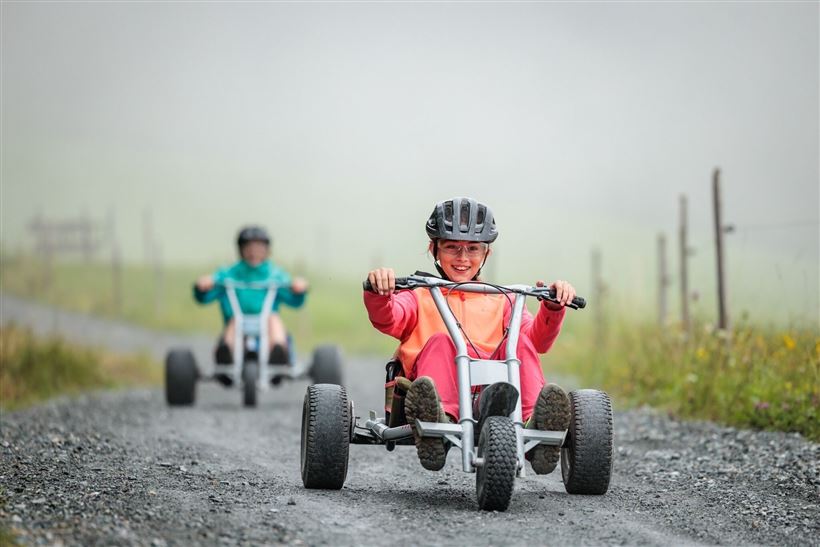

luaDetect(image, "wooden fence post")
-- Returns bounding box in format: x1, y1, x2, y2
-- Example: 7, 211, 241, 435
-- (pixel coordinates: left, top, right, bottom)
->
712, 168, 731, 332
679, 195, 690, 334
657, 233, 669, 326
111, 243, 123, 315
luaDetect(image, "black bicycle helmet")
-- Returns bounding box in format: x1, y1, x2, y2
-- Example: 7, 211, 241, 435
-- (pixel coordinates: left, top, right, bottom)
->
236, 225, 271, 250
425, 197, 498, 243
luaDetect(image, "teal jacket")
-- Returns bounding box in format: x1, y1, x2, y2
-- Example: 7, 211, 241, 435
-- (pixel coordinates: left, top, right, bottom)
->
193, 260, 307, 324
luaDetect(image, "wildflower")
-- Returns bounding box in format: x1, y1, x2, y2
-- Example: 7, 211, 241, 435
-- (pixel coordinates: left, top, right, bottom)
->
782, 334, 796, 351
755, 401, 770, 411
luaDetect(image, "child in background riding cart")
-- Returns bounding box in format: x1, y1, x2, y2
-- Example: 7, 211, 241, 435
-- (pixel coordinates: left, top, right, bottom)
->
194, 225, 308, 365
365, 197, 576, 473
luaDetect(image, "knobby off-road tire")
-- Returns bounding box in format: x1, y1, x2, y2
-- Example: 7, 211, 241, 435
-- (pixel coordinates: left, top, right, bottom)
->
476, 416, 518, 511
561, 389, 613, 495
310, 345, 343, 385
165, 349, 197, 406
301, 384, 351, 489
242, 362, 258, 407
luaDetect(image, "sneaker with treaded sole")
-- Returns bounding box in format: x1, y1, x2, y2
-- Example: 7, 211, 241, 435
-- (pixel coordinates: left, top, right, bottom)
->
404, 376, 449, 471
528, 383, 571, 474
269, 344, 289, 365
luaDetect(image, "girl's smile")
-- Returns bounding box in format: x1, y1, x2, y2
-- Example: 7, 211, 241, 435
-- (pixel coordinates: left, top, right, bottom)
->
433, 240, 490, 282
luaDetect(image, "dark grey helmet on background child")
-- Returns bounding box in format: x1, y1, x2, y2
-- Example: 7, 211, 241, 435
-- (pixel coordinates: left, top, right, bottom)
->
237, 225, 271, 252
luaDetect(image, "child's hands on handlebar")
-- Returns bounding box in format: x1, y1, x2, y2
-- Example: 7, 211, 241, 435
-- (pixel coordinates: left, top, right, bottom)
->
536, 279, 577, 310
365, 270, 577, 309
367, 268, 396, 296
291, 277, 309, 294
195, 275, 308, 294
196, 275, 215, 292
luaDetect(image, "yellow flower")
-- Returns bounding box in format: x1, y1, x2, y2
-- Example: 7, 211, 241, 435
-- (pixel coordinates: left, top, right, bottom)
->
782, 334, 796, 351
696, 347, 707, 360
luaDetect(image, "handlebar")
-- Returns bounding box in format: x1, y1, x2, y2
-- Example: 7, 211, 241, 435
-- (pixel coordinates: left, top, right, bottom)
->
195, 280, 280, 292
363, 274, 586, 310
363, 277, 411, 292
217, 280, 279, 290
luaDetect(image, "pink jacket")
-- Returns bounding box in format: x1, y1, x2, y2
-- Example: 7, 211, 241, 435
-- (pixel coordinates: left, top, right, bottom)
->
364, 289, 566, 373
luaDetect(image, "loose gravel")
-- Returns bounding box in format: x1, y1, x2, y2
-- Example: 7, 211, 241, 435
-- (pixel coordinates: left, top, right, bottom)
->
1, 384, 817, 546
1, 296, 818, 545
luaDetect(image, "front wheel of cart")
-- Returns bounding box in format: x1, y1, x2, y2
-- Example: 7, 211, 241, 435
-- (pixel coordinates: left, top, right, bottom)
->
242, 362, 258, 407
476, 416, 517, 511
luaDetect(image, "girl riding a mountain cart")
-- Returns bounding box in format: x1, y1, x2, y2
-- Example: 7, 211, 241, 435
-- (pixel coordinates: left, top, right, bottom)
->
164, 225, 343, 408
300, 198, 613, 511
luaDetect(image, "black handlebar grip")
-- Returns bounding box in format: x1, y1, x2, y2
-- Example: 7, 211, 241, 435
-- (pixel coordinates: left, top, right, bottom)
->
544, 288, 586, 309
363, 277, 409, 292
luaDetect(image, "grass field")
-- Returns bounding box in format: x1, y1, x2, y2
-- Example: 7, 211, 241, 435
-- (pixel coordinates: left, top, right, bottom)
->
0, 254, 396, 356
2, 255, 818, 440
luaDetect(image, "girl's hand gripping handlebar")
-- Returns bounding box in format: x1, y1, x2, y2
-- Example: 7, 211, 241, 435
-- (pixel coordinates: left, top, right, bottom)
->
363, 275, 586, 309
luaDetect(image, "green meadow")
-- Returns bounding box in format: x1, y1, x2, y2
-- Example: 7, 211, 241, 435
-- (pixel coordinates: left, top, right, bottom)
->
1, 255, 817, 440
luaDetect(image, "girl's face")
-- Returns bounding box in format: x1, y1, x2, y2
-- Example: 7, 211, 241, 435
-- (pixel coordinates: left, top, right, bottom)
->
241, 241, 270, 267
432, 240, 490, 282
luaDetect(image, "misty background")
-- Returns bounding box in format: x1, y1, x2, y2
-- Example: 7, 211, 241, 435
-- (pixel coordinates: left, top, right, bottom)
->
2, 2, 818, 326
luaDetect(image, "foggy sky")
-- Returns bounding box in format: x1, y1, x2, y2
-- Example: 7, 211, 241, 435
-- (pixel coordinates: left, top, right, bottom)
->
2, 2, 818, 324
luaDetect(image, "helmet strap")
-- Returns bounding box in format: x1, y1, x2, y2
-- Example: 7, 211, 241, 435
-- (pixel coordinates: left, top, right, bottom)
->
431, 242, 451, 280
474, 249, 491, 280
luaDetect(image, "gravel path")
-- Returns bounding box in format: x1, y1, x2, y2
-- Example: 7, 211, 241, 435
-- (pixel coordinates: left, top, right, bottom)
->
1, 295, 818, 546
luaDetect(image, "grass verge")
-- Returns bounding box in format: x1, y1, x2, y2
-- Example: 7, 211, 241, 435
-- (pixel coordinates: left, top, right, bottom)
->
0, 325, 160, 411
549, 320, 820, 441
0, 486, 18, 546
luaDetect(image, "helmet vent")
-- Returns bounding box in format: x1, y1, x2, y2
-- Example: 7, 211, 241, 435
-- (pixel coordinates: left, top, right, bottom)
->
459, 201, 470, 231
476, 207, 485, 229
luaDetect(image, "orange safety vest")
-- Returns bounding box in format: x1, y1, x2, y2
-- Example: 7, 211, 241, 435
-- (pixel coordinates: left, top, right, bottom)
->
397, 289, 508, 376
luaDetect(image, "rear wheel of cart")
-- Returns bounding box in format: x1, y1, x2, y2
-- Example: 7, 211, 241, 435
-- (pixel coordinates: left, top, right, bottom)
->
309, 345, 343, 385
561, 389, 613, 495
301, 384, 351, 489
165, 349, 198, 406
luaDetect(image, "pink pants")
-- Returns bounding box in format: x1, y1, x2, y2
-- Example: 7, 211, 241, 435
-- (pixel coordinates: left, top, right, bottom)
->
409, 332, 546, 421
